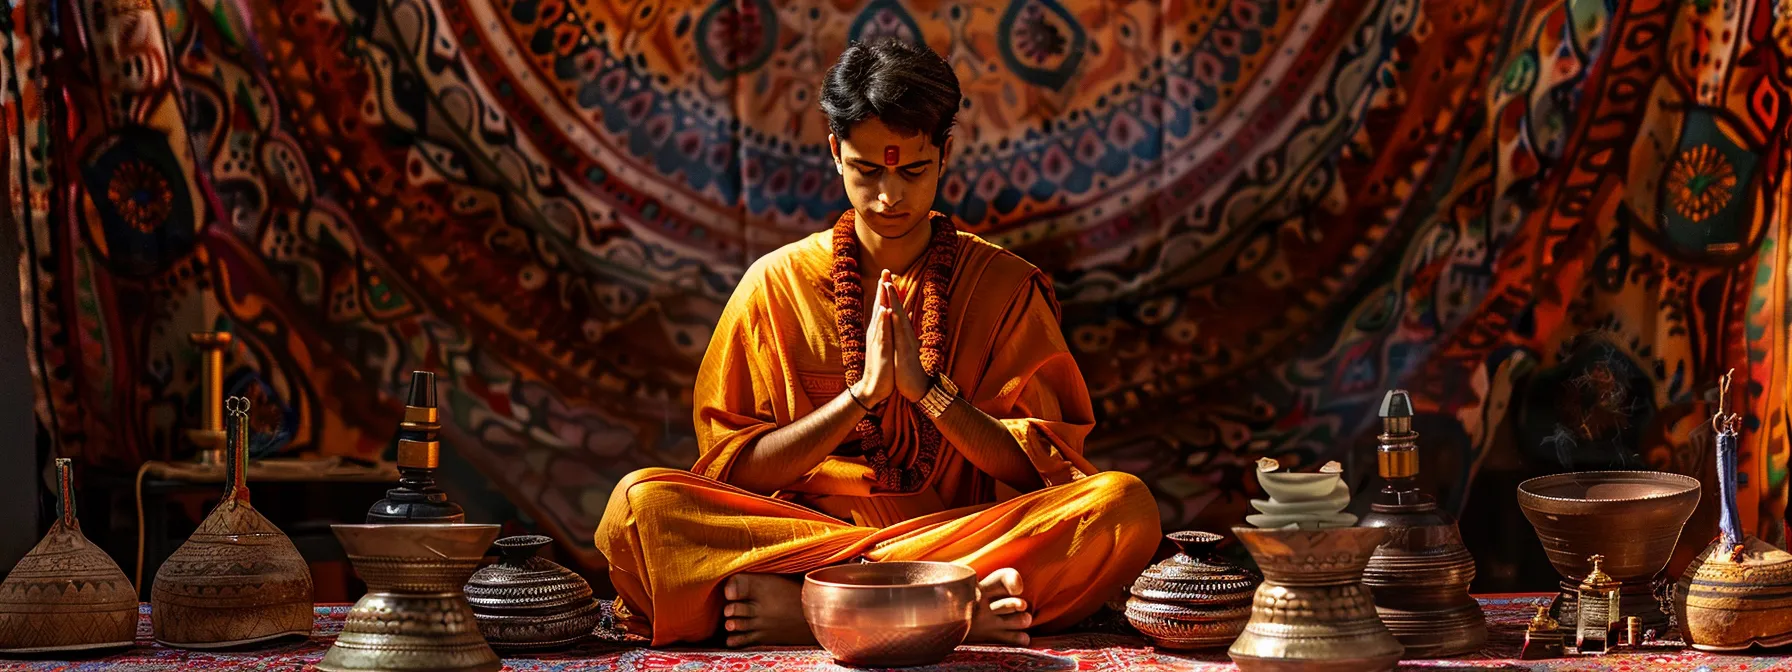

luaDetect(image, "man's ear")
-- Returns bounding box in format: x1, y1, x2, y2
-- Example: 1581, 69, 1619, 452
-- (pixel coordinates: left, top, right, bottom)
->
829, 134, 843, 174
939, 135, 953, 171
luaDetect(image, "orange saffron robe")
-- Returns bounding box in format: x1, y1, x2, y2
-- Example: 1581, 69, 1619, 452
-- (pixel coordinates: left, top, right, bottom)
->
595, 227, 1161, 646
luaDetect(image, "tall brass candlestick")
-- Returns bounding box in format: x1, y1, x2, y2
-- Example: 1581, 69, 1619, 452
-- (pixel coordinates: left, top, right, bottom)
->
186, 332, 232, 466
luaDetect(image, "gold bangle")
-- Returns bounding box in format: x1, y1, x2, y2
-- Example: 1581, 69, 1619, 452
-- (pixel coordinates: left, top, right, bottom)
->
918, 374, 959, 418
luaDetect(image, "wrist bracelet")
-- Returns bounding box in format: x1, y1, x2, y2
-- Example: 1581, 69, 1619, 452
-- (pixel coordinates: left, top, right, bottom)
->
917, 374, 959, 419
846, 386, 873, 412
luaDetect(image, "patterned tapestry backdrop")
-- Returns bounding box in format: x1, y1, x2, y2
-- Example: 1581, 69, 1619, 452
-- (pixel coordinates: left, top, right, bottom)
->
4, 0, 1791, 575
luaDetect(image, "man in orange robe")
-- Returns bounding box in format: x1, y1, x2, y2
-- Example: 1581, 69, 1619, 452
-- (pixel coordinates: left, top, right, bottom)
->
595, 39, 1161, 649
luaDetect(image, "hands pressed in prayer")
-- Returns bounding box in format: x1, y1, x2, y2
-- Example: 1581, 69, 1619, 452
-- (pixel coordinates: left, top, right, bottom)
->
880, 274, 933, 402
853, 269, 899, 407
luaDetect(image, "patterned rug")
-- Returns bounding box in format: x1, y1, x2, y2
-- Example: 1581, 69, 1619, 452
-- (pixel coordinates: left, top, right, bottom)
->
4, 595, 1792, 671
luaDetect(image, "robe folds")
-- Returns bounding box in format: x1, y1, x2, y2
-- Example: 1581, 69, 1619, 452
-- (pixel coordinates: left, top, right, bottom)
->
595, 226, 1162, 646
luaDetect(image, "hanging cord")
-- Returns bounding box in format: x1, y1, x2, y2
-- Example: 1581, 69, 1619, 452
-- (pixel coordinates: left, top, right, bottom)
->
132, 461, 151, 593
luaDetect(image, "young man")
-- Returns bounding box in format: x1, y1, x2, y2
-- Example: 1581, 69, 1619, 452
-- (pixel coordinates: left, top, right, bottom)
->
595, 39, 1160, 648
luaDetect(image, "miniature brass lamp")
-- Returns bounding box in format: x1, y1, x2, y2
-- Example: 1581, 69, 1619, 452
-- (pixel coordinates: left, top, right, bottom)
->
1575, 555, 1621, 654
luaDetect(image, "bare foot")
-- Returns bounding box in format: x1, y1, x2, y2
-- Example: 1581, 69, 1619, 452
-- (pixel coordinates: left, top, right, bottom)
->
967, 567, 1032, 646
722, 573, 817, 648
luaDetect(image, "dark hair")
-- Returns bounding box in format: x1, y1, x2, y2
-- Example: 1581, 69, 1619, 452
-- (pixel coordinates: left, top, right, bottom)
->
819, 39, 961, 147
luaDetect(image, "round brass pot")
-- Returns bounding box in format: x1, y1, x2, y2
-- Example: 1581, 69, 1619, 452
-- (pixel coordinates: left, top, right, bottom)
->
1517, 470, 1699, 631
318, 524, 502, 672
1228, 526, 1403, 672
802, 561, 976, 667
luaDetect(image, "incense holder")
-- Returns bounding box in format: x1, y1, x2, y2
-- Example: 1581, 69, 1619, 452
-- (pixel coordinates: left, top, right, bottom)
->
0, 459, 137, 654
319, 524, 502, 672
151, 397, 313, 648
1125, 531, 1259, 649
1228, 526, 1403, 672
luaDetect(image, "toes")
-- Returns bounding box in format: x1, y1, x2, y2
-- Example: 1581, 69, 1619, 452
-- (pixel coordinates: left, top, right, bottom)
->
989, 597, 1028, 614
998, 611, 1033, 629
724, 601, 756, 618
982, 567, 1024, 599
987, 629, 1030, 647
725, 632, 758, 648
725, 617, 752, 632
724, 575, 743, 601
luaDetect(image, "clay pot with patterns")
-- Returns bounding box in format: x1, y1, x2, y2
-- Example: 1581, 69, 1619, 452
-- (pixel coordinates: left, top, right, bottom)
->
1124, 531, 1260, 650
150, 397, 313, 648
0, 459, 138, 654
464, 535, 602, 651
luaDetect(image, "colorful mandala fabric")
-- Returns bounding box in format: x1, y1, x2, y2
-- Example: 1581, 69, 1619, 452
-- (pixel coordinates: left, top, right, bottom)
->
4, 0, 1790, 575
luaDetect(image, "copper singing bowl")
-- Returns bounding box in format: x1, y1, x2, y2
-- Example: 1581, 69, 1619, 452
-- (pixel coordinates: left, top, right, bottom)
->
1517, 471, 1700, 582
802, 561, 976, 667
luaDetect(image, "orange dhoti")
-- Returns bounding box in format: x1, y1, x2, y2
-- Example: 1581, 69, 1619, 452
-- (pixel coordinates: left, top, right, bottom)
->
596, 467, 1161, 646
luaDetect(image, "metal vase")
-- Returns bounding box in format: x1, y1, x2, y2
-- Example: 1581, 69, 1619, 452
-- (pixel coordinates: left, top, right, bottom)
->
1360, 506, 1486, 656
319, 524, 502, 672
1228, 526, 1403, 672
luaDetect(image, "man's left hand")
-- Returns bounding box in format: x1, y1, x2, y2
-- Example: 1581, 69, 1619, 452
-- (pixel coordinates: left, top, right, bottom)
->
883, 280, 932, 402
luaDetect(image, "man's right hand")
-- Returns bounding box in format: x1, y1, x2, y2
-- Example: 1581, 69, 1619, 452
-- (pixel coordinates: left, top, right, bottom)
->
853, 269, 897, 408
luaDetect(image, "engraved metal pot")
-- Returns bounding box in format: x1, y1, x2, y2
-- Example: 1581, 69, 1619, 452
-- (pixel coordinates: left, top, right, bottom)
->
1228, 526, 1403, 672
465, 535, 602, 651
1125, 531, 1259, 650
318, 524, 502, 672
0, 459, 137, 654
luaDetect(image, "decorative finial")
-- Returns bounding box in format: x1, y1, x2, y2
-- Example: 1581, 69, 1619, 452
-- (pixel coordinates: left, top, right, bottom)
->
1256, 456, 1281, 473
1379, 389, 1414, 419
1714, 369, 1740, 434
1529, 604, 1558, 632
367, 371, 465, 524
1320, 461, 1343, 474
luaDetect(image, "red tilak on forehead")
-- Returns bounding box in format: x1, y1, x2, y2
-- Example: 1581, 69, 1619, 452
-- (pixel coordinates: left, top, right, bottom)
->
884, 146, 900, 166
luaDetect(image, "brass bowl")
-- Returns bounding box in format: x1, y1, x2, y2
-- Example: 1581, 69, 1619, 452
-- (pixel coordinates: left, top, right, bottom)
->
802, 561, 976, 667
1517, 470, 1699, 630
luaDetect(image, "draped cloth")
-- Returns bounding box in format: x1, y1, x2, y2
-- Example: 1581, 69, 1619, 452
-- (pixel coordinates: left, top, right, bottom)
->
594, 228, 1161, 645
